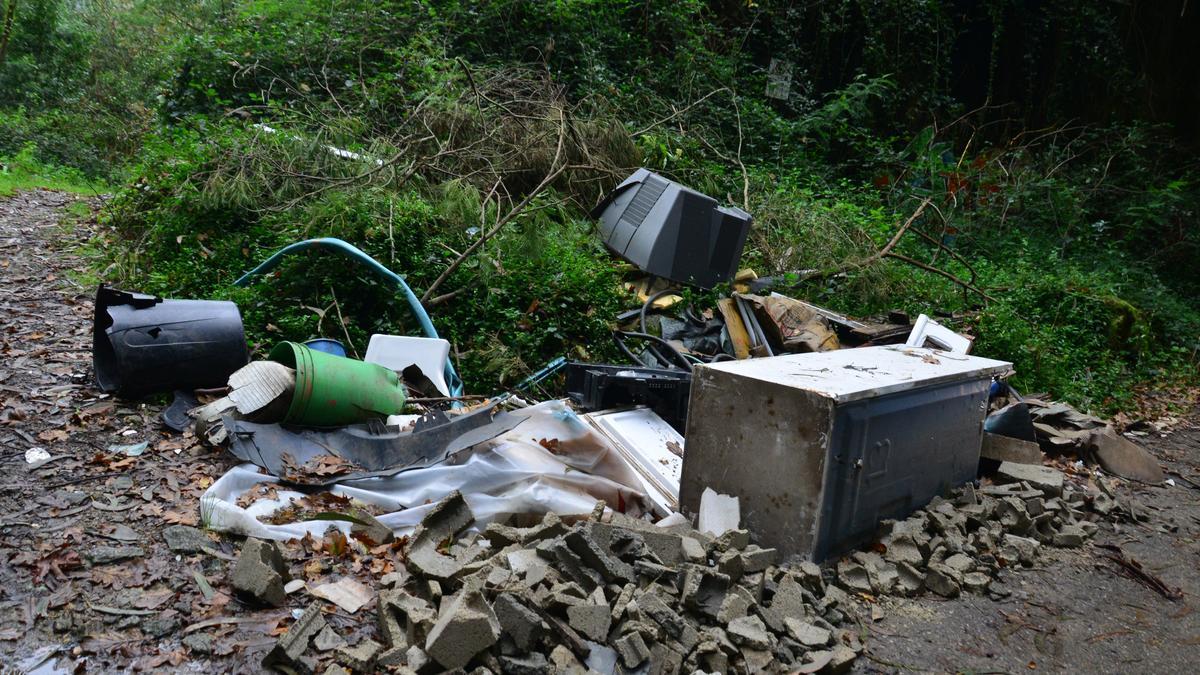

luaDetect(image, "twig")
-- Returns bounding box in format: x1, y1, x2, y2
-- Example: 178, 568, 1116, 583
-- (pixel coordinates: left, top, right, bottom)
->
885, 252, 996, 302
1096, 543, 1183, 601
631, 88, 730, 137
328, 287, 359, 359
420, 106, 570, 302
45, 472, 125, 490
808, 199, 931, 280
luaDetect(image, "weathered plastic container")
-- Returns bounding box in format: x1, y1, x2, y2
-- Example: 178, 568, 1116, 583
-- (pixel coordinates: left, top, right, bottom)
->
680, 345, 1011, 562
93, 285, 248, 398
269, 341, 406, 426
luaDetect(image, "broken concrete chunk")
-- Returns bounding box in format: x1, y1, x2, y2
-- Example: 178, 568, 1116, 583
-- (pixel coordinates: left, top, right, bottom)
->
739, 546, 776, 573
549, 644, 587, 675
881, 532, 925, 566
894, 562, 925, 596
1053, 524, 1087, 548
727, 614, 773, 650
232, 538, 290, 607
500, 651, 551, 675
995, 462, 1064, 497
263, 602, 327, 674
962, 571, 992, 593
494, 593, 545, 651
718, 585, 755, 624
350, 509, 395, 546
784, 617, 832, 648
313, 625, 346, 652
1000, 533, 1041, 566
378, 588, 436, 650
408, 491, 475, 580
836, 560, 874, 594
424, 583, 501, 670
615, 631, 651, 668
760, 574, 808, 633
681, 566, 731, 619
981, 432, 1044, 464
923, 564, 961, 598
680, 537, 706, 564
567, 603, 612, 642
336, 639, 381, 671
564, 530, 633, 583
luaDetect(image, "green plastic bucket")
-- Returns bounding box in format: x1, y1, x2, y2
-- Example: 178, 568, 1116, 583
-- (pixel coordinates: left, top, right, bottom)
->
269, 341, 407, 426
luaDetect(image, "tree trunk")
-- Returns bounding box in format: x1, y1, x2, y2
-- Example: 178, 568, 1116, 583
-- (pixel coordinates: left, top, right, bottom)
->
0, 0, 17, 67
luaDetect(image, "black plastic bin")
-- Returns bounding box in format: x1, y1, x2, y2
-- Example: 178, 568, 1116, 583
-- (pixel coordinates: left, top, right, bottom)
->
92, 285, 249, 398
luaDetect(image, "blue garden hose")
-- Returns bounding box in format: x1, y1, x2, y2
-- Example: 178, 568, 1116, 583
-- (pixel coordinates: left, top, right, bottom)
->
234, 237, 465, 402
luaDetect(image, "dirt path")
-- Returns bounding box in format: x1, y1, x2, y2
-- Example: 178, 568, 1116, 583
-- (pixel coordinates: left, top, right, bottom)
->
1, 190, 1198, 673
0, 190, 254, 672
855, 424, 1200, 674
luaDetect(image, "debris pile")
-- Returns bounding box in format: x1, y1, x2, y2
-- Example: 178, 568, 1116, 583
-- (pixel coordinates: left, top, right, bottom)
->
254, 491, 867, 674
835, 472, 1105, 600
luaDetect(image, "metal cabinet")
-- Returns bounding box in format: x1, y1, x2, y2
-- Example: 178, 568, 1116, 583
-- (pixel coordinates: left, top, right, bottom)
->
680, 345, 1011, 561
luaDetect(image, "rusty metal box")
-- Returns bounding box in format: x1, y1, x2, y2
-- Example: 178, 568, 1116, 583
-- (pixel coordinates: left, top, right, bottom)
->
680, 345, 1011, 562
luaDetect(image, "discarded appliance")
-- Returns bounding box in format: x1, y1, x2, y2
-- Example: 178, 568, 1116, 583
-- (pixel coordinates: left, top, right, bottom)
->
565, 362, 691, 432
364, 334, 452, 398
268, 341, 407, 426
680, 345, 1011, 562
905, 313, 972, 353
592, 168, 751, 289
584, 407, 683, 516
93, 285, 248, 398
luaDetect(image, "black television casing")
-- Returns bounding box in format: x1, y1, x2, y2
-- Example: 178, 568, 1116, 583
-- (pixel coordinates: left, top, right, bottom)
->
592, 169, 752, 289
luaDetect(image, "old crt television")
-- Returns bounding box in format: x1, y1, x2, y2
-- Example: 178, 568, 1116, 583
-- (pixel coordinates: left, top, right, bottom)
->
591, 169, 752, 289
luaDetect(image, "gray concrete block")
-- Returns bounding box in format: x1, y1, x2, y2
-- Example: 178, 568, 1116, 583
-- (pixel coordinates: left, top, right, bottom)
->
408, 491, 475, 580
567, 603, 611, 642
424, 583, 501, 670
493, 593, 544, 651
232, 538, 290, 607
263, 602, 326, 674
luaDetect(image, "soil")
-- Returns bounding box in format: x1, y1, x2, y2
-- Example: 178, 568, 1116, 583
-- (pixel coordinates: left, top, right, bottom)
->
1, 189, 1198, 673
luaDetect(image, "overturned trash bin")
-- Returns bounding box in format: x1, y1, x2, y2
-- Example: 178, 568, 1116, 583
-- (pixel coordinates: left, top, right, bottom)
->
680, 345, 1011, 562
93, 285, 249, 398
268, 341, 407, 426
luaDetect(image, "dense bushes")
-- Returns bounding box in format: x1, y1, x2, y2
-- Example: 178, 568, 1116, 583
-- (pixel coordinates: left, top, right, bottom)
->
6, 0, 1199, 412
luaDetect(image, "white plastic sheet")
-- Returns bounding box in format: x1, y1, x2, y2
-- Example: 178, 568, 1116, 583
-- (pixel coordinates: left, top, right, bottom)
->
200, 400, 652, 541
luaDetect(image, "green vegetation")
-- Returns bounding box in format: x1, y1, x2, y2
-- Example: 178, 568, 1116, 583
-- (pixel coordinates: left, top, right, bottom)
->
2, 0, 1197, 413
0, 144, 101, 196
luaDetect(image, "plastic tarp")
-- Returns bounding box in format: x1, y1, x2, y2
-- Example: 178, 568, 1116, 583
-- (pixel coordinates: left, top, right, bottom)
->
200, 400, 652, 541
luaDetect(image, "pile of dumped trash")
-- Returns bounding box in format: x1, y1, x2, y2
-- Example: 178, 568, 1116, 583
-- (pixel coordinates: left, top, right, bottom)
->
88, 192, 1170, 672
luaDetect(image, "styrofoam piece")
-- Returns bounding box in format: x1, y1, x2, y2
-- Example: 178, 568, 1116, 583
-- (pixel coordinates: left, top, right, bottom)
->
585, 407, 684, 516
199, 400, 652, 541
364, 334, 451, 397
905, 313, 973, 354
698, 487, 740, 536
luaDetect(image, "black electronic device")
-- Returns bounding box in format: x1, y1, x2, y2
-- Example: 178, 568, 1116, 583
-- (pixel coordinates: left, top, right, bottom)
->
591, 169, 751, 289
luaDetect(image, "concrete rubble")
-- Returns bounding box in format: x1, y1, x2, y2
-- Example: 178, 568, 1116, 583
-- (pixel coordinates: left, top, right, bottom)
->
836, 470, 1103, 602
232, 537, 290, 607
253, 461, 1117, 674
